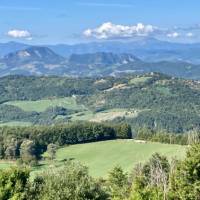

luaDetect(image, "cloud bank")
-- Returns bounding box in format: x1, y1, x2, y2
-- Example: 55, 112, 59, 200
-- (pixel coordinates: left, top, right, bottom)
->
83, 22, 198, 41
83, 22, 158, 39
7, 29, 32, 40
167, 32, 180, 38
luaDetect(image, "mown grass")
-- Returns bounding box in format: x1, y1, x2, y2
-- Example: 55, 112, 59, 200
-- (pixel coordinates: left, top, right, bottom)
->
0, 140, 186, 177
129, 76, 152, 85
4, 97, 85, 112
51, 140, 186, 177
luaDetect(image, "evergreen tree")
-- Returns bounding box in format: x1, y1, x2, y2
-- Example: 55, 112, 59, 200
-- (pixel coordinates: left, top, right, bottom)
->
107, 166, 130, 200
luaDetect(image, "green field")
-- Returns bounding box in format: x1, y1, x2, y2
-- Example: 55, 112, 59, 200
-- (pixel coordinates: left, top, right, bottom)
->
4, 97, 85, 112
0, 140, 186, 177
0, 121, 32, 127
1, 98, 143, 126
69, 109, 141, 122
129, 76, 152, 85
49, 140, 186, 177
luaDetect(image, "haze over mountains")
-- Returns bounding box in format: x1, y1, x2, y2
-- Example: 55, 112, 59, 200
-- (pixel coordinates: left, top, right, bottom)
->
1, 38, 200, 78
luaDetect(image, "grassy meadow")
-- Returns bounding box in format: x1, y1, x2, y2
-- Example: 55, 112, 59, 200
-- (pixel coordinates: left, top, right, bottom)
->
53, 140, 186, 177
0, 140, 186, 177
1, 97, 142, 125
3, 97, 85, 112
0, 140, 184, 178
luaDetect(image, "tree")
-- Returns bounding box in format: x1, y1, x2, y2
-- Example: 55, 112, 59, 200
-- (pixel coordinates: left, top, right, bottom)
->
37, 161, 108, 200
187, 129, 200, 145
46, 143, 57, 160
4, 138, 19, 160
0, 167, 30, 200
0, 142, 4, 159
130, 153, 170, 200
107, 166, 130, 200
113, 124, 132, 139
20, 140, 37, 166
169, 144, 200, 199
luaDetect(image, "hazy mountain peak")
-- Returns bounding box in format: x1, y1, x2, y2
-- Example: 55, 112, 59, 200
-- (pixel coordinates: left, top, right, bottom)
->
3, 46, 65, 65
68, 52, 140, 65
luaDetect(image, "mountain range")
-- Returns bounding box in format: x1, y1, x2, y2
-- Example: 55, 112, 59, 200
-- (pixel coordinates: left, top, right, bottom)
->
1, 38, 200, 78
1, 38, 200, 63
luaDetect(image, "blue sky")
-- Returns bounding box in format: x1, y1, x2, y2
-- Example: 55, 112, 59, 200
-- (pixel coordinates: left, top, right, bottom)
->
1, 0, 200, 44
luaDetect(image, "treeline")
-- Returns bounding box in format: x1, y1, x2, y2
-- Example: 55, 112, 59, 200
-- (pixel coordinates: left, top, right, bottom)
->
134, 127, 200, 145
1, 144, 200, 200
0, 122, 132, 161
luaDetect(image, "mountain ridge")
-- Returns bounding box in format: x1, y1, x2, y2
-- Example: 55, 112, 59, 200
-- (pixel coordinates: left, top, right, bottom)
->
1, 38, 200, 63
0, 46, 200, 79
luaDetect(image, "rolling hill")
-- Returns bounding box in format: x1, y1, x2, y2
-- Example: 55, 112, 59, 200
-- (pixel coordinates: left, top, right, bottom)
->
1, 73, 200, 133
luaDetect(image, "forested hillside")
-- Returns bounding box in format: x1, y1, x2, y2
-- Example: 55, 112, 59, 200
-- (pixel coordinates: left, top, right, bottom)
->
1, 73, 200, 133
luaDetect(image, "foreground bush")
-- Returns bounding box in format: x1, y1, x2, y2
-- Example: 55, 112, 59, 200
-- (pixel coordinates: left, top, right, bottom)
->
169, 144, 200, 199
129, 153, 170, 200
35, 161, 109, 200
107, 166, 130, 200
0, 167, 30, 200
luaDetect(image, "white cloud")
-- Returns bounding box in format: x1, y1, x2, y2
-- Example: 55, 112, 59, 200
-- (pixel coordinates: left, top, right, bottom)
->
83, 22, 158, 39
186, 32, 194, 37
7, 29, 32, 39
167, 32, 180, 38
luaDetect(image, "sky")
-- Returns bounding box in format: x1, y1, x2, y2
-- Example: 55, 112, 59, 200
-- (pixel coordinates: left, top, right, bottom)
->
1, 0, 200, 44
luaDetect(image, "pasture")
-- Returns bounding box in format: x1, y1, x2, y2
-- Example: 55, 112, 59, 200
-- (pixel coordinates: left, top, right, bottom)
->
52, 140, 186, 177
0, 140, 186, 177
4, 97, 85, 112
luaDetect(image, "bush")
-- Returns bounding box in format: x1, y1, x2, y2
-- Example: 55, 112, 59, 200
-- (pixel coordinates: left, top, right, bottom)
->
36, 161, 109, 200
0, 167, 30, 200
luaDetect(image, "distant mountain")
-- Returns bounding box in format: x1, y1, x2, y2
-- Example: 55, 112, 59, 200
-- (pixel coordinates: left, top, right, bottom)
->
3, 46, 65, 66
117, 61, 200, 79
2, 38, 200, 64
69, 52, 140, 65
0, 41, 30, 58
66, 52, 200, 79
47, 38, 200, 64
1, 46, 200, 79
0, 47, 66, 76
